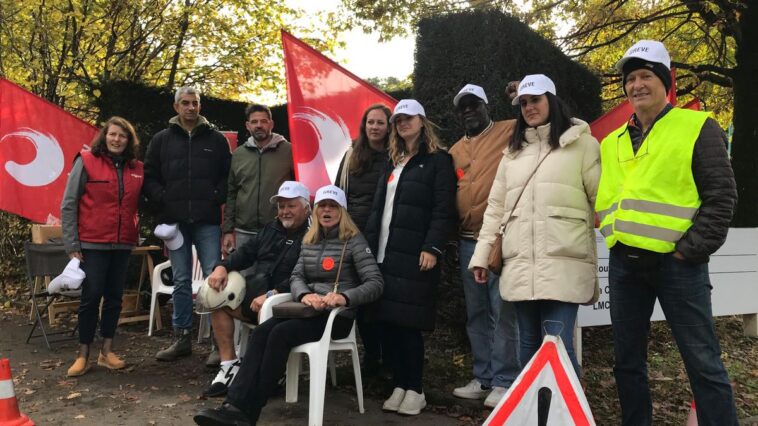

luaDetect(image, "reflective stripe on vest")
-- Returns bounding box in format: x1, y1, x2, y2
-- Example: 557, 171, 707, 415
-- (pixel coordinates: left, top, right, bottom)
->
620, 199, 698, 220
595, 108, 708, 253
615, 220, 685, 242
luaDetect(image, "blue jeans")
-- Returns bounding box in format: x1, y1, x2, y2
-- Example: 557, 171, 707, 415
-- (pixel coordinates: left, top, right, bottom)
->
609, 248, 737, 426
459, 239, 520, 388
168, 223, 221, 329
513, 300, 580, 377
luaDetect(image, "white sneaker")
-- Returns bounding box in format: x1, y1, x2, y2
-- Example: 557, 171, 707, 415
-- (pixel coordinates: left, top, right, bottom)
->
382, 387, 406, 412
453, 378, 490, 399
397, 390, 426, 416
484, 386, 507, 408
203, 360, 240, 397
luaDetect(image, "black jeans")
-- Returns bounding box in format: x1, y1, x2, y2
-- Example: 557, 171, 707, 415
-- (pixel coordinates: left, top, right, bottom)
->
609, 247, 738, 426
78, 249, 131, 344
357, 307, 383, 365
384, 324, 424, 393
225, 314, 352, 422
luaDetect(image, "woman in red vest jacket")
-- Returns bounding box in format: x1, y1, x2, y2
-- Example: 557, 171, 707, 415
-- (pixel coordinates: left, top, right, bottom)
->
61, 116, 144, 377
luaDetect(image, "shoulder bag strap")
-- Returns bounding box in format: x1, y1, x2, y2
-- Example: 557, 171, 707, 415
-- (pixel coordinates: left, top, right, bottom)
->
332, 240, 350, 293
269, 236, 295, 274
498, 149, 553, 233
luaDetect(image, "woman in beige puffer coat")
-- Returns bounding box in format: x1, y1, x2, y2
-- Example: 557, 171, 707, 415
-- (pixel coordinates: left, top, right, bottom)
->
469, 74, 600, 376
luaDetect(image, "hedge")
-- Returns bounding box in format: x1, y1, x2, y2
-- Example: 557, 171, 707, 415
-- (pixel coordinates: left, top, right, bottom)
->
413, 9, 602, 145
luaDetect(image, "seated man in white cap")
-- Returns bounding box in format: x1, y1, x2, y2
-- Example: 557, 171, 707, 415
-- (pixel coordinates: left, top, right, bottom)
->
201, 181, 311, 398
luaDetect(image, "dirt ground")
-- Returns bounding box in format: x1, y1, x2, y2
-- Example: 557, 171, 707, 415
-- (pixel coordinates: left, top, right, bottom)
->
2, 299, 757, 425
0, 306, 482, 426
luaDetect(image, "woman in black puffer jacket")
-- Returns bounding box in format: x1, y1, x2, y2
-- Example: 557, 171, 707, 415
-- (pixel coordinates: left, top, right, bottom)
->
195, 185, 383, 426
335, 103, 392, 374
364, 99, 457, 416
335, 103, 391, 231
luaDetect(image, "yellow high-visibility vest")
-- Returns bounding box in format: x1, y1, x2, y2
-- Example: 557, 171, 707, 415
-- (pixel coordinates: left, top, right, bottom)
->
595, 108, 710, 253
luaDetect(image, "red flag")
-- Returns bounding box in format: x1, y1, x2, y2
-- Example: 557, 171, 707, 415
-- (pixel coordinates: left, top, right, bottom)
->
282, 31, 397, 194
0, 78, 98, 223
590, 69, 678, 142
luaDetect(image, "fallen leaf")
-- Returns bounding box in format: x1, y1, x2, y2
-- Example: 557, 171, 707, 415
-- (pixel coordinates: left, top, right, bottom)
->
75, 414, 85, 419
66, 392, 82, 400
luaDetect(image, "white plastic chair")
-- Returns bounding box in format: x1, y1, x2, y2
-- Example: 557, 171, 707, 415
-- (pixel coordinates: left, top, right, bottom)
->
260, 293, 364, 426
148, 246, 209, 341
234, 319, 256, 358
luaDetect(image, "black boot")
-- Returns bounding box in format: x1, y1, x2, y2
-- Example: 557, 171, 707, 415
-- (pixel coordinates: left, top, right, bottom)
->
156, 327, 192, 361
194, 402, 251, 426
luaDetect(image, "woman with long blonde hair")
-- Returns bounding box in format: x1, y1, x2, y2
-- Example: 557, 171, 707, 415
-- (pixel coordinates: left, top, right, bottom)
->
364, 99, 457, 416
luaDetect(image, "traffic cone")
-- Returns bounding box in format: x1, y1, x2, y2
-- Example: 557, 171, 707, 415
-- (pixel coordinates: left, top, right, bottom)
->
0, 358, 34, 426
686, 399, 697, 426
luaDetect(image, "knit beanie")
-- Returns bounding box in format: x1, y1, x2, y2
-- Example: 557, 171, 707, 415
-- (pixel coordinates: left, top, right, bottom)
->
622, 57, 671, 95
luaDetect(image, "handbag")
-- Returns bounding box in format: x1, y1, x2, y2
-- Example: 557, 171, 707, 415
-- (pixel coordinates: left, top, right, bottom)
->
272, 240, 349, 319
487, 149, 553, 275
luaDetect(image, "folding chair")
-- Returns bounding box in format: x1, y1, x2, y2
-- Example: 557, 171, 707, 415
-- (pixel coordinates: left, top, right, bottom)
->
24, 242, 79, 350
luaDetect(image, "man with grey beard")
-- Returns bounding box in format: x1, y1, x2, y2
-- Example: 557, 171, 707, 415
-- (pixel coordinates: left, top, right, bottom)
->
201, 181, 310, 398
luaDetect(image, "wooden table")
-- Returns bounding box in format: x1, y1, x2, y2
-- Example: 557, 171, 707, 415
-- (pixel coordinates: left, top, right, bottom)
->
117, 245, 161, 325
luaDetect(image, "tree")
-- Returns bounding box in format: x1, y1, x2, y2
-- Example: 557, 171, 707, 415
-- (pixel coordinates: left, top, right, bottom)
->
0, 0, 347, 118
345, 0, 757, 226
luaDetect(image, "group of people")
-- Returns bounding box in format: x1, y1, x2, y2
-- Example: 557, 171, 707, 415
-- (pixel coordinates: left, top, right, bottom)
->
59, 38, 739, 426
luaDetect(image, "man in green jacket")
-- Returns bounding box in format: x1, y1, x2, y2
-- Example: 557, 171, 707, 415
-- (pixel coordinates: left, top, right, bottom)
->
210, 104, 293, 367
222, 104, 294, 256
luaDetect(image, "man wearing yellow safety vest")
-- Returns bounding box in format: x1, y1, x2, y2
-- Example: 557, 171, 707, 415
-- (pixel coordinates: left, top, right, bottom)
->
596, 40, 738, 426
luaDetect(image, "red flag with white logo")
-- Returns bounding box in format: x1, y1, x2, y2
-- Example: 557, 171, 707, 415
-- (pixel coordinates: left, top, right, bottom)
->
0, 78, 98, 223
281, 31, 397, 194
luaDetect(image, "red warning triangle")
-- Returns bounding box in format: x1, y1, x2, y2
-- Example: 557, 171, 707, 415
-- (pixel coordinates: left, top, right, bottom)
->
484, 335, 595, 425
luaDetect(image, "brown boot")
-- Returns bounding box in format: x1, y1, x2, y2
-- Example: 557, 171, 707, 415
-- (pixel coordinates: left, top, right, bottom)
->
98, 352, 126, 370
155, 328, 192, 361
67, 357, 90, 377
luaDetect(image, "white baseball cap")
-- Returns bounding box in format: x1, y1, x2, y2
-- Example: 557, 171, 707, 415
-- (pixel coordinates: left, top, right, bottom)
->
154, 223, 184, 251
615, 39, 671, 71
314, 185, 347, 209
453, 84, 488, 106
48, 258, 85, 296
511, 74, 557, 106
269, 180, 310, 204
389, 99, 426, 123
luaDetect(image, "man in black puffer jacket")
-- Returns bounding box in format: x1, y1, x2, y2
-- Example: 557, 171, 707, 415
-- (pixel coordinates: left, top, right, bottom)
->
200, 181, 311, 398
144, 87, 231, 362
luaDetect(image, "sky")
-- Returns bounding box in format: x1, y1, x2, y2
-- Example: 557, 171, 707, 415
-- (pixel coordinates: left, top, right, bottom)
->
287, 0, 415, 81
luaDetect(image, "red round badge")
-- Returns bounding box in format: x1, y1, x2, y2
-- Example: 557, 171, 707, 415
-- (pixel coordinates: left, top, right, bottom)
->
322, 257, 335, 271
387, 173, 395, 183
456, 168, 465, 180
